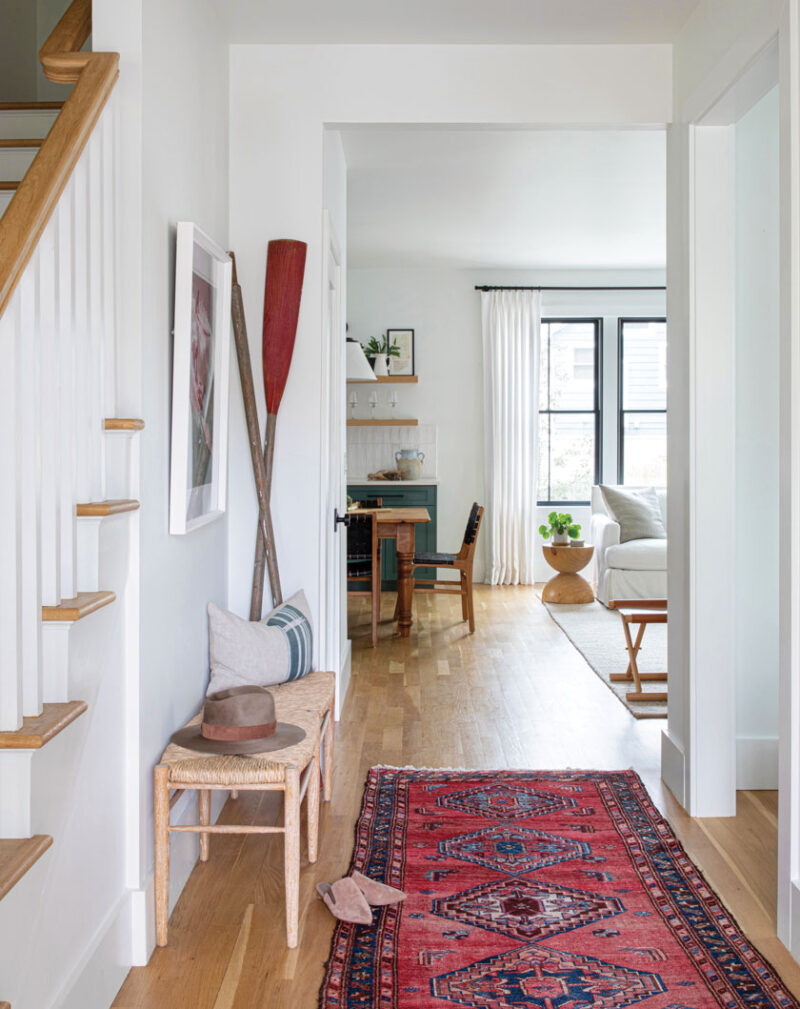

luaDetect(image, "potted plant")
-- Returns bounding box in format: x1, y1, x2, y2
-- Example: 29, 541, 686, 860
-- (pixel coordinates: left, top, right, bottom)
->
539, 512, 582, 546
363, 335, 401, 376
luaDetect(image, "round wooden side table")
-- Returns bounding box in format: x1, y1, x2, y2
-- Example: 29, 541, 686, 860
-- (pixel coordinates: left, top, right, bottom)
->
541, 544, 595, 604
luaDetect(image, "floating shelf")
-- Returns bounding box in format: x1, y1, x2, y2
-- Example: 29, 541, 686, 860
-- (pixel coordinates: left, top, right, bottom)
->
347, 419, 418, 427
347, 376, 418, 384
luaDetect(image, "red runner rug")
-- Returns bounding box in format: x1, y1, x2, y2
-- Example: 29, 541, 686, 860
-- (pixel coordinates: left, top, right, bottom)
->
320, 768, 797, 1009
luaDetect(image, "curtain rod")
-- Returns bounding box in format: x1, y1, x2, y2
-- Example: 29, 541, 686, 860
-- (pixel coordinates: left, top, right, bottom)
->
474, 285, 666, 292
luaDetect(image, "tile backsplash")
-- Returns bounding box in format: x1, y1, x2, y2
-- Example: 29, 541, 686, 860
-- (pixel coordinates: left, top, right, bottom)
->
347, 424, 437, 479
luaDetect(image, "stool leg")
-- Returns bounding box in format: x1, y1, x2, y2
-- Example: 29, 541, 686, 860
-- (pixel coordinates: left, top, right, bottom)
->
308, 753, 320, 864
323, 711, 334, 802
198, 789, 210, 862
284, 766, 301, 948
154, 765, 170, 947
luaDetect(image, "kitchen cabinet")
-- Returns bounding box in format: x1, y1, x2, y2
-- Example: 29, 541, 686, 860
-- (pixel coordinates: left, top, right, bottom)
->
347, 483, 438, 590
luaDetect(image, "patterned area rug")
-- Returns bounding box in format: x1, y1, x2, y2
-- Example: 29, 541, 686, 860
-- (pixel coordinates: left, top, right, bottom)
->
320, 768, 796, 1009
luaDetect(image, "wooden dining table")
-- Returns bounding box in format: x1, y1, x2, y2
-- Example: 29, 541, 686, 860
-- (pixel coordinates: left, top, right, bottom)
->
350, 505, 431, 638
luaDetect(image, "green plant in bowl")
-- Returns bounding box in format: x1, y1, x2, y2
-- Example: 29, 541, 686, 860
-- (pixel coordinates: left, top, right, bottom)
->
539, 512, 582, 543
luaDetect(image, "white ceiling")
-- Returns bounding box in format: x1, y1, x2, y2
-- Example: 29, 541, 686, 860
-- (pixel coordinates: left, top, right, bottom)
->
218, 0, 699, 44
342, 129, 666, 270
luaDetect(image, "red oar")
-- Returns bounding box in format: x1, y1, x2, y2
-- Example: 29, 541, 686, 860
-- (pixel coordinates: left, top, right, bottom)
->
250, 239, 307, 618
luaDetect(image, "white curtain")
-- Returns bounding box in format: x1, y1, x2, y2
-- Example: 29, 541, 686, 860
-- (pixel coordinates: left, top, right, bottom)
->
481, 289, 541, 585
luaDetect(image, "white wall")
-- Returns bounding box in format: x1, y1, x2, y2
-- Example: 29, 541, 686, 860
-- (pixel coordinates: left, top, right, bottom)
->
228, 42, 672, 655
136, 0, 231, 954
734, 86, 780, 788
347, 267, 665, 584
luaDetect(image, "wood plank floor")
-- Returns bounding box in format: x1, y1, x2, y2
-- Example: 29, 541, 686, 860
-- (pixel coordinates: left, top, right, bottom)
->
112, 585, 800, 1007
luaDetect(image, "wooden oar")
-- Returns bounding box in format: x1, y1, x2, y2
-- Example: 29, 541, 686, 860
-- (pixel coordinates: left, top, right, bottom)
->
228, 252, 282, 610
249, 239, 307, 618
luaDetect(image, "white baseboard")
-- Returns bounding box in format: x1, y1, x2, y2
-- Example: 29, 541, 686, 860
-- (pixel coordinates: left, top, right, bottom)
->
338, 638, 352, 720
129, 786, 228, 966
661, 729, 686, 807
736, 736, 779, 789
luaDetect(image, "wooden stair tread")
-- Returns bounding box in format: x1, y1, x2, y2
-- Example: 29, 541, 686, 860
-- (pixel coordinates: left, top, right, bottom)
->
0, 701, 87, 749
0, 182, 19, 191
104, 417, 145, 431
0, 101, 63, 110
42, 590, 115, 622
0, 139, 42, 149
76, 499, 140, 516
0, 836, 52, 901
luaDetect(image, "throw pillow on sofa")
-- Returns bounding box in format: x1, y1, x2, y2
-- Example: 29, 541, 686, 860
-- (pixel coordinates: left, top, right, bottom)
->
207, 590, 313, 694
599, 485, 666, 543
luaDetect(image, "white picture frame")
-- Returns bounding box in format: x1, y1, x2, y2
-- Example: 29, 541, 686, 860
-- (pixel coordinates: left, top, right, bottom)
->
169, 222, 233, 535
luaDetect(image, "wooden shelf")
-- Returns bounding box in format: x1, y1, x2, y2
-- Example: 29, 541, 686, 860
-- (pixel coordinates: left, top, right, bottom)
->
0, 836, 52, 901
347, 376, 418, 384
347, 419, 418, 427
42, 590, 115, 622
76, 499, 140, 517
104, 417, 145, 431
0, 701, 87, 749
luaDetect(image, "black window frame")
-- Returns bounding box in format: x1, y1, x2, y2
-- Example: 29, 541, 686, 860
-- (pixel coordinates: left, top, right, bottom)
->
537, 317, 603, 507
617, 317, 667, 485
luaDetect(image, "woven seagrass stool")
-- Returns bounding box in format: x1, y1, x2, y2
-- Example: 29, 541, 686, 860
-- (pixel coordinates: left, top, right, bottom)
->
154, 671, 335, 949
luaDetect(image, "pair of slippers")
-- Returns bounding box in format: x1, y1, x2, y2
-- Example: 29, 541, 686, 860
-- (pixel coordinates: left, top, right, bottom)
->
316, 870, 406, 924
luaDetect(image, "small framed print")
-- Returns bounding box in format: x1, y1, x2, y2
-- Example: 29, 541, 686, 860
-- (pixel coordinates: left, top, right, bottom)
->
169, 222, 233, 535
387, 328, 415, 376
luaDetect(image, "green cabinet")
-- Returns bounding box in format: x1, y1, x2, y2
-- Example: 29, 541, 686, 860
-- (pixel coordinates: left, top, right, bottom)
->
347, 483, 438, 590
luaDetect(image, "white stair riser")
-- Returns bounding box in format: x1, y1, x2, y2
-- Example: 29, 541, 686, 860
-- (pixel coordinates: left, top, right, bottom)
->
104, 430, 139, 499
0, 752, 33, 836
42, 624, 71, 703
0, 146, 37, 178
0, 109, 58, 140
0, 189, 13, 217
76, 518, 103, 593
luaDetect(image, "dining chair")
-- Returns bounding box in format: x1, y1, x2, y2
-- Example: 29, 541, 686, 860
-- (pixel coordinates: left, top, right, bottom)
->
346, 498, 383, 647
399, 502, 484, 632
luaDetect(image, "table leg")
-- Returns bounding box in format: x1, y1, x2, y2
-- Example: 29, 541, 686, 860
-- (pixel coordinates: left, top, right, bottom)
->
396, 523, 414, 638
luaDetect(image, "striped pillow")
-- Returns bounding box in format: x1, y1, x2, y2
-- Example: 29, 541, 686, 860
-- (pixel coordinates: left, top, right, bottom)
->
206, 591, 313, 694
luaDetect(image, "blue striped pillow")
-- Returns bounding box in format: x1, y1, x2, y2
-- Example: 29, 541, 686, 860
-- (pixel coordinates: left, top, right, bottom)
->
265, 598, 312, 681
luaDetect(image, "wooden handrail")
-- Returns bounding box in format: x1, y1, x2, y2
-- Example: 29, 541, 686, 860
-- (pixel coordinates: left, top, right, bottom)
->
0, 0, 119, 317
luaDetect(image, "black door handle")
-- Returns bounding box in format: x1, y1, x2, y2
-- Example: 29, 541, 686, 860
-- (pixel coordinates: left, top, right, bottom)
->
334, 508, 351, 531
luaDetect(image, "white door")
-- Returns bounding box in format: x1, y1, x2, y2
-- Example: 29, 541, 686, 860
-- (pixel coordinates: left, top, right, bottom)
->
319, 213, 348, 715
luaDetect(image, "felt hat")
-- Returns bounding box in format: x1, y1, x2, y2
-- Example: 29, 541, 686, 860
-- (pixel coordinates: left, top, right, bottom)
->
170, 685, 306, 755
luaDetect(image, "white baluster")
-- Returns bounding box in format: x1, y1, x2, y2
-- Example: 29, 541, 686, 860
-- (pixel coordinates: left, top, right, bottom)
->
0, 290, 22, 730
87, 131, 104, 502
101, 102, 117, 425
56, 182, 77, 600
72, 156, 91, 505
39, 221, 60, 609
18, 264, 43, 717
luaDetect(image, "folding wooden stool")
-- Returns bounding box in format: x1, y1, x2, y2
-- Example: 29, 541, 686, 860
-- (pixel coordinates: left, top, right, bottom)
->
608, 599, 668, 702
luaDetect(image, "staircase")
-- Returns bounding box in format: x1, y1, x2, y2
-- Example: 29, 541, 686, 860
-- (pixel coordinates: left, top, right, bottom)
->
0, 4, 140, 1007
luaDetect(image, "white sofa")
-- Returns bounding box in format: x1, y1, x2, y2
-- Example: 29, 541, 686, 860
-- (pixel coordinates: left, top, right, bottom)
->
590, 485, 667, 606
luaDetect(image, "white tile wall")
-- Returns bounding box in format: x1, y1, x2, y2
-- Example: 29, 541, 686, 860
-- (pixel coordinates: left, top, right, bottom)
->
347, 423, 437, 479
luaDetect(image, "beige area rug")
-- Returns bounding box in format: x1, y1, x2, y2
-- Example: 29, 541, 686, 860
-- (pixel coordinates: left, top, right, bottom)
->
543, 600, 667, 719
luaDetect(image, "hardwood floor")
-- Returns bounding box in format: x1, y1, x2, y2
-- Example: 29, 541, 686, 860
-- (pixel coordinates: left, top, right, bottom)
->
112, 585, 799, 1007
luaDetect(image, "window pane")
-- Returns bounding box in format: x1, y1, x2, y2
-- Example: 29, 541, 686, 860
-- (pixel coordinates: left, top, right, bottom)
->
622, 412, 667, 486
544, 413, 595, 502
622, 320, 666, 410
548, 322, 595, 410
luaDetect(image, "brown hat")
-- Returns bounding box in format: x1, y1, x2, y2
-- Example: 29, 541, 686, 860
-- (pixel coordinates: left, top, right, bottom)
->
170, 685, 306, 755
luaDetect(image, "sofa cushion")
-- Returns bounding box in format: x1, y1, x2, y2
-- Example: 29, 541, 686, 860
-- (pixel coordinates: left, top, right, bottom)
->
599, 485, 666, 543
605, 539, 667, 571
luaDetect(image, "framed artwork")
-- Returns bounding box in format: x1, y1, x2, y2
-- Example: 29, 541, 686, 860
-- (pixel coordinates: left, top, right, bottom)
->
169, 222, 233, 535
387, 328, 415, 376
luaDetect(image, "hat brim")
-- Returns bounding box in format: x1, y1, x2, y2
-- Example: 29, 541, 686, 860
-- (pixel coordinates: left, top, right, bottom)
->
169, 721, 306, 755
